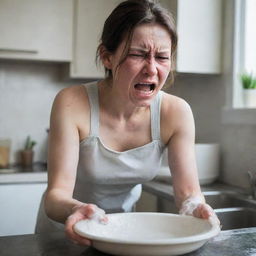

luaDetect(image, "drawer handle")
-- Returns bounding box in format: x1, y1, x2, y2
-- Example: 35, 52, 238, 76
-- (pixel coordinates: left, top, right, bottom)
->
0, 48, 38, 54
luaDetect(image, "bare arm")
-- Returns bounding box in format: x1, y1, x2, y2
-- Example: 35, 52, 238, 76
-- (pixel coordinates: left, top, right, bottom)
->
44, 88, 82, 223
44, 87, 108, 246
162, 94, 219, 223
167, 99, 204, 209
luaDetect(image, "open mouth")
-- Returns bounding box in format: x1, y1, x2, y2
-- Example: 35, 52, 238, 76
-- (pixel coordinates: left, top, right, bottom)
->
134, 83, 156, 92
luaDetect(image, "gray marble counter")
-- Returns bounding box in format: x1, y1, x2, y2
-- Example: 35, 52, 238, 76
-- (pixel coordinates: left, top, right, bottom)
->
142, 180, 245, 201
0, 228, 256, 256
0, 171, 47, 184
0, 162, 47, 184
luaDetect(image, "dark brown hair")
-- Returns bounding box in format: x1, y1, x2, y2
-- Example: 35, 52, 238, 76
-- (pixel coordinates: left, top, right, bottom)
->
96, 0, 178, 83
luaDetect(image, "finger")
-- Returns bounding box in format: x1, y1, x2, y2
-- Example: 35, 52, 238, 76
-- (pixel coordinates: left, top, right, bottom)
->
65, 215, 79, 241
85, 204, 108, 223
85, 204, 97, 218
99, 215, 109, 224
193, 204, 213, 219
70, 233, 92, 246
209, 215, 221, 227
192, 204, 202, 218
65, 215, 92, 246
200, 204, 214, 219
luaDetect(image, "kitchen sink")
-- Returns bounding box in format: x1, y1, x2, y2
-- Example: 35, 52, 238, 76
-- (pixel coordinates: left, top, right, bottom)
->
215, 207, 256, 230
150, 188, 256, 230
203, 191, 256, 230
203, 191, 256, 209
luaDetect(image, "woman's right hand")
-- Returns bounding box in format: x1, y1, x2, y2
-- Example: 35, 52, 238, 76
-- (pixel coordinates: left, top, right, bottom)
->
65, 203, 108, 246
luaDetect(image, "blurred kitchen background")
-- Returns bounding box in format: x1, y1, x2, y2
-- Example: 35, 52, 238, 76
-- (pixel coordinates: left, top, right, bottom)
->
0, 0, 256, 236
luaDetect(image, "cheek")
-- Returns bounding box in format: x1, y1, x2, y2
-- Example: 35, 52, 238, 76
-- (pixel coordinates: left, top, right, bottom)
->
121, 60, 142, 75
159, 65, 171, 79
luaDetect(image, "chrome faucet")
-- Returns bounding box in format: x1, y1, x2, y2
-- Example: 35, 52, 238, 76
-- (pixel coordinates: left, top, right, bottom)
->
247, 171, 256, 199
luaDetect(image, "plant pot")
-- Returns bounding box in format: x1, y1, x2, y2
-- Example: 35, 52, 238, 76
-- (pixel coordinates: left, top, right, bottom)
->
0, 139, 11, 169
243, 89, 256, 108
20, 150, 34, 167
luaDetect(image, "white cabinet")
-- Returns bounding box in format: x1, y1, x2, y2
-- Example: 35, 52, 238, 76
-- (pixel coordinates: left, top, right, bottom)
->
161, 0, 222, 74
176, 0, 222, 74
0, 0, 73, 62
0, 183, 47, 236
70, 0, 123, 79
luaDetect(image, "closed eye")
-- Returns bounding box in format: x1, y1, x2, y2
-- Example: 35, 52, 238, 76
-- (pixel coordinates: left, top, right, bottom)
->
129, 54, 145, 58
156, 56, 170, 60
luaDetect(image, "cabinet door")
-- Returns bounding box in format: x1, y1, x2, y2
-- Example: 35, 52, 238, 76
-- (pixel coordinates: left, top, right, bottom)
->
161, 0, 222, 74
0, 0, 73, 62
176, 0, 222, 74
0, 183, 47, 236
70, 0, 123, 79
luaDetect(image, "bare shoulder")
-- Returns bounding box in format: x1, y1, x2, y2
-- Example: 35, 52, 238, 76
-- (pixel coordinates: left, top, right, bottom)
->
161, 91, 192, 115
160, 91, 194, 143
51, 85, 90, 119
50, 85, 90, 136
53, 85, 88, 110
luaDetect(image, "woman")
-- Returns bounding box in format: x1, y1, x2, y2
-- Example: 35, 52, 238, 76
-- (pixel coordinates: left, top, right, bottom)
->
36, 0, 219, 245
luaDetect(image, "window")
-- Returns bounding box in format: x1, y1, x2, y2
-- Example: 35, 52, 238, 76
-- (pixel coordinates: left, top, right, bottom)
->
244, 0, 256, 74
221, 0, 256, 123
232, 0, 256, 108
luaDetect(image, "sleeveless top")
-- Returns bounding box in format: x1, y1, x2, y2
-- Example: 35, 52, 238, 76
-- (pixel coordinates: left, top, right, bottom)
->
35, 81, 166, 233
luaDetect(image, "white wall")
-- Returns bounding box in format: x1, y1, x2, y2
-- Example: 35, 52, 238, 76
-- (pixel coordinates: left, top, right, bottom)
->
0, 61, 74, 163
166, 73, 224, 143
221, 124, 256, 189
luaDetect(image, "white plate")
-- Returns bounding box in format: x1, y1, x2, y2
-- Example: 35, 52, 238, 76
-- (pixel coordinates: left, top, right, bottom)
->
74, 212, 220, 256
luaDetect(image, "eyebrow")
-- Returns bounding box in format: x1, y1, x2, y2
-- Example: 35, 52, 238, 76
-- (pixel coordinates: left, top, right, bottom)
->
129, 47, 171, 54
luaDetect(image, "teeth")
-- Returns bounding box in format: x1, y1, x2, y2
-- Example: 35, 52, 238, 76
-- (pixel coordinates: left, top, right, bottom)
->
139, 83, 154, 86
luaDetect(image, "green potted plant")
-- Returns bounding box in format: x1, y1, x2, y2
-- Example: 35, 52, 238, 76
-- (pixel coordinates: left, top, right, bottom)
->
240, 72, 256, 108
20, 136, 37, 168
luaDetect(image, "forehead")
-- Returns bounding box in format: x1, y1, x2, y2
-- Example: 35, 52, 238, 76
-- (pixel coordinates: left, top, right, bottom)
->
130, 23, 172, 51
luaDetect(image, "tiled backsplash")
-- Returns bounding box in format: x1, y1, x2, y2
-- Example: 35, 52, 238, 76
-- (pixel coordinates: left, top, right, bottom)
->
0, 61, 70, 163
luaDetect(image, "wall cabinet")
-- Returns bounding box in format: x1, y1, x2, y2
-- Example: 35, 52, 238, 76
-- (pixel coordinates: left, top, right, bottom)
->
0, 0, 73, 62
161, 0, 222, 74
70, 0, 123, 79
176, 0, 222, 74
0, 183, 47, 236
0, 0, 222, 75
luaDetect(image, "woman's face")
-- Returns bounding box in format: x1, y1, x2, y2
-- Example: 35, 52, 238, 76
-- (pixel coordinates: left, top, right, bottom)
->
108, 23, 172, 107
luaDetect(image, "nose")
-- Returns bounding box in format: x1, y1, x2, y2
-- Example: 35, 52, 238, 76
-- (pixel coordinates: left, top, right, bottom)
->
143, 57, 157, 76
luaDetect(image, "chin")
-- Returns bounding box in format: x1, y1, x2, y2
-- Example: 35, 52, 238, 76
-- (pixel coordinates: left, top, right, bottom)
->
130, 89, 159, 107
133, 99, 152, 108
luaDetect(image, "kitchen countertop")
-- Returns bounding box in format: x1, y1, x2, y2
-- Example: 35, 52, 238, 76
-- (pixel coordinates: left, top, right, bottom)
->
0, 162, 47, 184
0, 171, 47, 184
0, 228, 256, 256
142, 180, 245, 201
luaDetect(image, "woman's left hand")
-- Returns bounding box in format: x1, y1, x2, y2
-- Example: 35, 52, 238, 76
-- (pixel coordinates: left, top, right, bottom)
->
193, 203, 220, 226
179, 196, 220, 226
